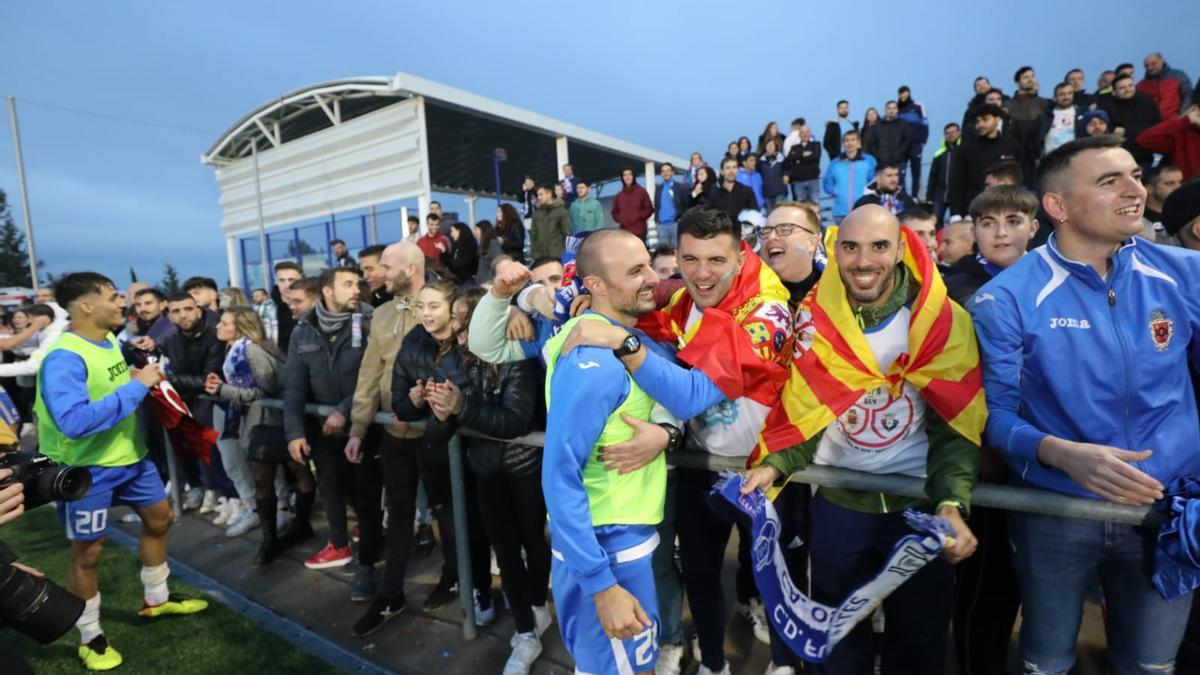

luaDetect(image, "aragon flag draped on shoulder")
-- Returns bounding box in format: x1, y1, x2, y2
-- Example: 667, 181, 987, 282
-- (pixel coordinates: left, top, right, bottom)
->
638, 241, 793, 466
757, 225, 987, 456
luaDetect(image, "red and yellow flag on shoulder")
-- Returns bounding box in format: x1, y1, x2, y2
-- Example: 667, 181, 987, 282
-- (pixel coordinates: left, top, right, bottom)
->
637, 241, 793, 465
757, 225, 987, 456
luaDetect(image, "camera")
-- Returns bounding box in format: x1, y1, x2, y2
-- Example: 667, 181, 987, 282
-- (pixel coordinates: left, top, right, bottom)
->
0, 452, 92, 510
0, 551, 85, 643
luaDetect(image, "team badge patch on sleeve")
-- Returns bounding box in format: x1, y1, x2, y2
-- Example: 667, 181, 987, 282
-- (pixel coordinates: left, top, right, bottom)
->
1150, 310, 1174, 351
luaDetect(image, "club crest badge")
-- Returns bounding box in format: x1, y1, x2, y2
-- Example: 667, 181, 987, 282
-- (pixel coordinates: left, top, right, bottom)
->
1150, 310, 1174, 351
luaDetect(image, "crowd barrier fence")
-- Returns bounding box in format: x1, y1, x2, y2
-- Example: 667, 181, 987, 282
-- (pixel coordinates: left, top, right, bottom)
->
167, 398, 1161, 640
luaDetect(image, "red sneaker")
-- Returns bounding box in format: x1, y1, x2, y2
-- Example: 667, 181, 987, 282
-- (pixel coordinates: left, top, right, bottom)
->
304, 542, 353, 570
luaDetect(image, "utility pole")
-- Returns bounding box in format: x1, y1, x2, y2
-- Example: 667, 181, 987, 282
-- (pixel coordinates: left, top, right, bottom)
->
6, 97, 39, 289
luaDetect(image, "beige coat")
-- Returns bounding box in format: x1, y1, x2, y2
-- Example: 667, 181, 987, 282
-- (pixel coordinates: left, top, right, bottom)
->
350, 294, 422, 439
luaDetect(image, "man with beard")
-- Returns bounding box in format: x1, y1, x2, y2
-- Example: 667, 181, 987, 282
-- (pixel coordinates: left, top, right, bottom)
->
855, 163, 917, 215
347, 243, 432, 636
541, 228, 677, 675
284, 268, 381, 599
743, 205, 981, 674
131, 288, 176, 345
558, 207, 792, 675
1100, 74, 1162, 167
1005, 66, 1051, 162
161, 292, 227, 512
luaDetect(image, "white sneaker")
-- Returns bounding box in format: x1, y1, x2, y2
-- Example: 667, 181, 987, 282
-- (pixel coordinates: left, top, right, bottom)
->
764, 664, 795, 675
199, 489, 219, 514
736, 597, 770, 645
531, 604, 552, 638
697, 664, 731, 675
226, 509, 260, 538
182, 488, 204, 511
502, 632, 542, 675
655, 642, 684, 675
212, 498, 233, 525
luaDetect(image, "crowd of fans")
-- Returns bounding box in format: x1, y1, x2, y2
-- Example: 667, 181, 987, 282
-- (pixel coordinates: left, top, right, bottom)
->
3, 50, 1200, 675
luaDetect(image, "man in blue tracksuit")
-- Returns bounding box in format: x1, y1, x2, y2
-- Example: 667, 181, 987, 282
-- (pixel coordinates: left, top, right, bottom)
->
972, 135, 1200, 675
542, 228, 684, 675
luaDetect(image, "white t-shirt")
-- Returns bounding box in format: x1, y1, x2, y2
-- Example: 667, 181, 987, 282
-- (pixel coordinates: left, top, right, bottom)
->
1044, 107, 1076, 155
809, 306, 930, 477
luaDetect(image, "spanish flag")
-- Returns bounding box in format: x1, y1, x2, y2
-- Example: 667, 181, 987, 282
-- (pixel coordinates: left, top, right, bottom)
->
757, 226, 987, 455
638, 241, 793, 463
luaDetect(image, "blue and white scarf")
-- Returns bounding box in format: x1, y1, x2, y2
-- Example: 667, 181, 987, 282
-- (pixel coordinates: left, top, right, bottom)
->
711, 472, 954, 662
220, 338, 258, 438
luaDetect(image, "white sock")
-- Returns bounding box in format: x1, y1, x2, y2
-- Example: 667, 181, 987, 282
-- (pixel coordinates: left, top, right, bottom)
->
140, 563, 170, 606
76, 593, 103, 644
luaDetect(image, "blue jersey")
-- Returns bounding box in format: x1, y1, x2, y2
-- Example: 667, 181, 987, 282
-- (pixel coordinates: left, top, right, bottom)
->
972, 235, 1200, 498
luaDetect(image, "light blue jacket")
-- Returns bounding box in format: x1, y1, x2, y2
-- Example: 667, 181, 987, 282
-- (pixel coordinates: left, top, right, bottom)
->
822, 152, 877, 218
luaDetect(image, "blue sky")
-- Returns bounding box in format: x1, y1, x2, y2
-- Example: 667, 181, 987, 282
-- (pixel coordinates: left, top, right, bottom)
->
1, 0, 1196, 287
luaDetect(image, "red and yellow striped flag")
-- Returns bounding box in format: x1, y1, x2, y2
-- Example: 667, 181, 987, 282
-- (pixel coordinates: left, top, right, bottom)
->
757, 225, 987, 455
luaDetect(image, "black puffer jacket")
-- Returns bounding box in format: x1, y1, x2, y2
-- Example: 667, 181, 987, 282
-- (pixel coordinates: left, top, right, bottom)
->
865, 118, 910, 165
162, 308, 224, 427
283, 305, 372, 442
391, 325, 442, 424
427, 351, 541, 477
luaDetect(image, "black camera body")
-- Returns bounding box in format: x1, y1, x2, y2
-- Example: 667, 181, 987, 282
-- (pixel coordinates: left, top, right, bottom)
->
0, 452, 92, 510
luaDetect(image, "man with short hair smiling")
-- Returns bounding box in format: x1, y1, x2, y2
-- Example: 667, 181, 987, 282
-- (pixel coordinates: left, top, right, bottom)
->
541, 228, 675, 675
37, 273, 208, 670
1038, 82, 1080, 156
973, 135, 1200, 674
559, 206, 792, 675
286, 277, 320, 320
744, 204, 982, 675
357, 244, 391, 307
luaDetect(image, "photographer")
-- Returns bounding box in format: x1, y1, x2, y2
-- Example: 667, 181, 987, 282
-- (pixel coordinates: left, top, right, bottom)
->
1, 469, 36, 675
34, 273, 209, 671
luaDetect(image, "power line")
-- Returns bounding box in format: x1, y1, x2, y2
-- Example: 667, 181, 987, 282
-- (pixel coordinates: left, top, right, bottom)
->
6, 97, 216, 137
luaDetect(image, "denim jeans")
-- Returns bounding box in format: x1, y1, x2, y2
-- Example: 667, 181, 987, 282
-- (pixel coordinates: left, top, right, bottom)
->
1008, 510, 1193, 675
656, 221, 677, 247
790, 179, 821, 203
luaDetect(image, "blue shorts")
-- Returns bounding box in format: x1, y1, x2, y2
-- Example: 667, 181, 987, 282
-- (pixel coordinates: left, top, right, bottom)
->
551, 531, 660, 675
57, 458, 165, 542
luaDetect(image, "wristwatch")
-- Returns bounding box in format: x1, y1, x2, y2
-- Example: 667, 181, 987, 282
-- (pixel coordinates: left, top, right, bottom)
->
657, 423, 683, 453
613, 333, 642, 359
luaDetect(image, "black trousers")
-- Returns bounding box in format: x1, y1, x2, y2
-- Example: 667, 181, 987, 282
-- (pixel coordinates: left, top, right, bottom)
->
307, 421, 383, 565
677, 466, 762, 671
475, 466, 550, 633
952, 504, 1020, 675
379, 435, 490, 599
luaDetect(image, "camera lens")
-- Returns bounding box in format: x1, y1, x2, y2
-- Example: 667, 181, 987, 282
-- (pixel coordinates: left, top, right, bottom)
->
52, 466, 92, 502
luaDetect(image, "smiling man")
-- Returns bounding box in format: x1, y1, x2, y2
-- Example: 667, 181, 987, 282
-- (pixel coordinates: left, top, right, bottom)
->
559, 206, 793, 674
972, 135, 1200, 674
946, 186, 1039, 307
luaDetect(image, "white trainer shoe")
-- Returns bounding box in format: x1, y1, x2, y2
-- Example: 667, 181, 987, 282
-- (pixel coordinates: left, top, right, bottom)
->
531, 604, 552, 638
212, 498, 232, 525
736, 597, 771, 645
225, 508, 260, 538
199, 489, 219, 514
655, 642, 684, 675
502, 632, 543, 675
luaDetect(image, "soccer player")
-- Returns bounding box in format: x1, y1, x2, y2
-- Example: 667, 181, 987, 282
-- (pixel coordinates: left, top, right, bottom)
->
542, 229, 681, 675
36, 273, 207, 671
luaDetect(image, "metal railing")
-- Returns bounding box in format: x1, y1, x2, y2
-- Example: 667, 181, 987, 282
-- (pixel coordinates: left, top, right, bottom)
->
185, 398, 1161, 640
